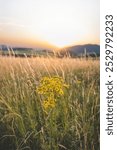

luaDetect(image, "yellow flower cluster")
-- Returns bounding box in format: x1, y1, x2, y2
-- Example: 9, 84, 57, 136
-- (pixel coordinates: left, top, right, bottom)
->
37, 76, 69, 96
43, 97, 56, 109
37, 76, 69, 110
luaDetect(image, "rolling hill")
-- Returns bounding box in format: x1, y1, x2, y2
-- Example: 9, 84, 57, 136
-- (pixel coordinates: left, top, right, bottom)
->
60, 44, 100, 57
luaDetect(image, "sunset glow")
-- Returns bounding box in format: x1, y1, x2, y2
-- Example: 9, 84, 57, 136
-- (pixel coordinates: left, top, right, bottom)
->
0, 0, 99, 48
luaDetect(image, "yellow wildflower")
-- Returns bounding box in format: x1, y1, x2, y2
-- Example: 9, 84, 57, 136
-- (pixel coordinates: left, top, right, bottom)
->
43, 97, 56, 109
36, 76, 69, 111
37, 76, 69, 96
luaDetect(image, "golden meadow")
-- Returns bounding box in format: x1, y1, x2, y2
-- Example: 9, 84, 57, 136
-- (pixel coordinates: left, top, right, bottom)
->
0, 56, 99, 150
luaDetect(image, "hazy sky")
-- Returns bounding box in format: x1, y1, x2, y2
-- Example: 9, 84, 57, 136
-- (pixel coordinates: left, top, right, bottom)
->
0, 0, 99, 48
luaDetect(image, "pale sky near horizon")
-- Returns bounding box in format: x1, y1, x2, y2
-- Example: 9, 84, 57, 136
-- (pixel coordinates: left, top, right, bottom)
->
0, 0, 99, 48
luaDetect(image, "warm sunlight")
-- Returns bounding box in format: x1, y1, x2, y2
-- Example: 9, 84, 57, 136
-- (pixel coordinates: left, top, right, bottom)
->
0, 0, 99, 48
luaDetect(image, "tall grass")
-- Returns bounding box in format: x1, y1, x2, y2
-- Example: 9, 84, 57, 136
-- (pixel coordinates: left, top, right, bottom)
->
0, 56, 99, 150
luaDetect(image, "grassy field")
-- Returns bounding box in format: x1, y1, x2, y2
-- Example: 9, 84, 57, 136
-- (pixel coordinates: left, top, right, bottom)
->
0, 56, 100, 150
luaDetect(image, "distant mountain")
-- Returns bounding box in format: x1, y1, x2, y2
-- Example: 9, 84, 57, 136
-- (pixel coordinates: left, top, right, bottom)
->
0, 43, 58, 51
0, 44, 55, 57
60, 44, 100, 57
0, 44, 100, 57
0, 45, 42, 51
